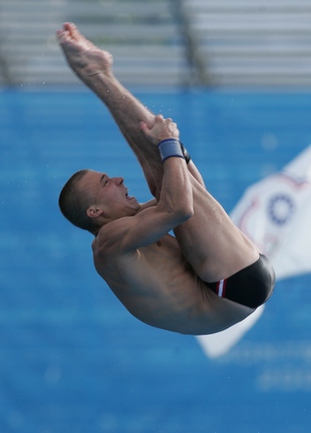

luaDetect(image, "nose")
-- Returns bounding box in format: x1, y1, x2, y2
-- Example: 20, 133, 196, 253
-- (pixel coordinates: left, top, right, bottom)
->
113, 177, 124, 185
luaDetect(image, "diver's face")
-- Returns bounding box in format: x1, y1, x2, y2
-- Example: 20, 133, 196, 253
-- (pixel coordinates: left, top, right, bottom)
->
80, 170, 140, 220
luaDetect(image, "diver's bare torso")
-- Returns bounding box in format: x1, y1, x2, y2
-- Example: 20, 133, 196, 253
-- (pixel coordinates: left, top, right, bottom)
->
92, 233, 254, 335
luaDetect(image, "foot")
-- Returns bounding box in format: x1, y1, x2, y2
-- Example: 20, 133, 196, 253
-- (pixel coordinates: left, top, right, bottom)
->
56, 22, 113, 80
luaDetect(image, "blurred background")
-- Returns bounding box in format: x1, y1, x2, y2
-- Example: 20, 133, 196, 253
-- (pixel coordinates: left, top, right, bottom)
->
1, 1, 311, 432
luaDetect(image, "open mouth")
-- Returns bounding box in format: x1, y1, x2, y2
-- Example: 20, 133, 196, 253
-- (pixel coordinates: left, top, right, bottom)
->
126, 190, 133, 200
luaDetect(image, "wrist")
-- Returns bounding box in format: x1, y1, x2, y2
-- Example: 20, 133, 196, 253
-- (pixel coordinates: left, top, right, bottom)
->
157, 138, 185, 162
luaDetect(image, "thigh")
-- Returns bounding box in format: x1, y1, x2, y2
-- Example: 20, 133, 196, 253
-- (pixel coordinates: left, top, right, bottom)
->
136, 151, 163, 200
174, 175, 260, 282
135, 146, 260, 281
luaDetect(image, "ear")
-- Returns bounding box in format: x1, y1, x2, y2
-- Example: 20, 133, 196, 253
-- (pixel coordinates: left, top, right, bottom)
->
86, 206, 103, 219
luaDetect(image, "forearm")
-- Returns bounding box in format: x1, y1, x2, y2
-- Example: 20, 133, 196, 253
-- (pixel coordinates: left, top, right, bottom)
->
159, 156, 193, 222
150, 135, 193, 220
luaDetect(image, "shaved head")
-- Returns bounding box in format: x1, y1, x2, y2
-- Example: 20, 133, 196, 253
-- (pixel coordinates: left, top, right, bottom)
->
59, 169, 100, 233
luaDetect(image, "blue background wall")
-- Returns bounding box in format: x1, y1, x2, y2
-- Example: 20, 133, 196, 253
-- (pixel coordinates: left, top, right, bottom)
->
1, 88, 311, 433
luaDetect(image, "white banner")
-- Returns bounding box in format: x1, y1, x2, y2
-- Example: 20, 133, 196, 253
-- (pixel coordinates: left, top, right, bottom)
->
197, 146, 311, 357
231, 145, 311, 280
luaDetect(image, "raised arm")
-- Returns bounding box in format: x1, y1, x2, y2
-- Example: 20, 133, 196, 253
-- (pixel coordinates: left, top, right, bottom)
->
96, 116, 193, 253
142, 115, 194, 225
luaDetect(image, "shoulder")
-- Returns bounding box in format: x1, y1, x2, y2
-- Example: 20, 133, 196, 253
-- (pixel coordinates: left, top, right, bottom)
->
92, 216, 135, 257
91, 210, 154, 258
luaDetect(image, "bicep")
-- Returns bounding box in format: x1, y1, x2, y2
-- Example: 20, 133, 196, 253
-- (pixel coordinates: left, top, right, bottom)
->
123, 207, 183, 251
99, 207, 184, 254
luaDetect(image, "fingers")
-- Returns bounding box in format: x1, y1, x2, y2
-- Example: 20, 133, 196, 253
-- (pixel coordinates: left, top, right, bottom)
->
140, 116, 169, 134
140, 121, 148, 132
140, 114, 179, 144
155, 114, 173, 124
154, 114, 176, 130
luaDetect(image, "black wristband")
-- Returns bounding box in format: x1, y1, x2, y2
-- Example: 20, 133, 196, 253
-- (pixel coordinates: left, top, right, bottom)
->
180, 142, 191, 164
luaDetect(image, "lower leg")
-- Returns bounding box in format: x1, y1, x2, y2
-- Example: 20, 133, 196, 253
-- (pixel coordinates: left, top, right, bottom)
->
57, 23, 163, 198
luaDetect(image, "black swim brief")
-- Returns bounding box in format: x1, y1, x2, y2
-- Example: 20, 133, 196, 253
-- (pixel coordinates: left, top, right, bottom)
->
208, 254, 275, 309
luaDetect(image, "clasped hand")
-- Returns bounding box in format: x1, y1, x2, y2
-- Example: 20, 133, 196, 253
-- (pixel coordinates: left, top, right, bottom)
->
140, 114, 180, 145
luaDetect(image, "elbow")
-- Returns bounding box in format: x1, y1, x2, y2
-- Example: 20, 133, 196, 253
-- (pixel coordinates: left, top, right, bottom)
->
180, 190, 194, 220
172, 192, 194, 223
180, 187, 194, 221
177, 203, 194, 223
184, 204, 194, 220
161, 194, 194, 224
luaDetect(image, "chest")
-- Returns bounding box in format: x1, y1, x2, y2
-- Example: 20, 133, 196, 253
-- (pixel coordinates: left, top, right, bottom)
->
95, 235, 191, 291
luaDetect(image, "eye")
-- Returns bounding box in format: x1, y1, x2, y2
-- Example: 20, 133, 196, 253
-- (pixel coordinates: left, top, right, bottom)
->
101, 175, 108, 186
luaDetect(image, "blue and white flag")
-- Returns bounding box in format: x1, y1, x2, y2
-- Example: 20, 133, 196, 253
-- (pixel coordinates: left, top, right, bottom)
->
231, 145, 311, 280
197, 146, 311, 358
